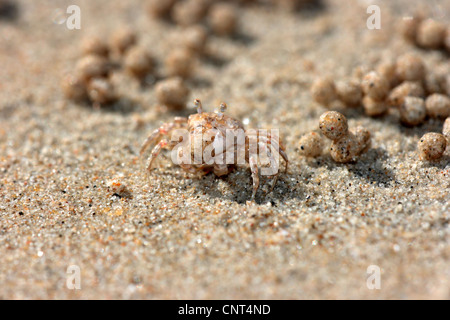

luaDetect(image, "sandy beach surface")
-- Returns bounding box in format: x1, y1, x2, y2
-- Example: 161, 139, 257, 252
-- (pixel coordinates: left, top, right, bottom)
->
0, 0, 449, 299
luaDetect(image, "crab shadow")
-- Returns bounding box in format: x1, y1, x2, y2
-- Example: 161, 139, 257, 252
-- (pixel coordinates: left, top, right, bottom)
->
148, 161, 302, 205
193, 171, 304, 205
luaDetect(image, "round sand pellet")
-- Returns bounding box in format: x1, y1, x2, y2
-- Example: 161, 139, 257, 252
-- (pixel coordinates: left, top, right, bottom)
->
445, 75, 450, 96
425, 66, 448, 94
387, 81, 425, 107
418, 132, 447, 161
275, 0, 313, 11
362, 96, 388, 117
351, 126, 371, 155
165, 48, 195, 79
336, 78, 362, 107
87, 78, 117, 105
298, 132, 323, 157
443, 117, 450, 142
319, 111, 348, 141
147, 0, 176, 18
172, 0, 210, 26
62, 74, 87, 102
182, 25, 209, 55
208, 2, 238, 36
399, 96, 426, 126
445, 27, 450, 52
81, 36, 109, 58
311, 77, 337, 106
425, 93, 450, 119
416, 19, 446, 49
155, 77, 190, 110
76, 55, 110, 82
110, 27, 137, 55
396, 53, 425, 82
124, 47, 154, 79
376, 60, 398, 88
330, 132, 360, 163
399, 15, 422, 42
361, 71, 390, 101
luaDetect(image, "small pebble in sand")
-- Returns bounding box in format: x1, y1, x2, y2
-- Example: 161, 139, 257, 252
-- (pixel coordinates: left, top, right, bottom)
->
336, 78, 362, 107
62, 74, 88, 102
110, 27, 137, 55
298, 132, 323, 157
108, 179, 132, 198
416, 19, 446, 49
172, 0, 210, 26
165, 48, 195, 78
155, 77, 190, 110
362, 95, 388, 117
399, 96, 426, 126
76, 55, 110, 82
147, 0, 176, 18
396, 53, 425, 82
124, 47, 154, 80
388, 81, 425, 107
182, 25, 209, 55
87, 78, 117, 106
443, 117, 450, 142
418, 132, 447, 161
208, 2, 238, 36
319, 111, 348, 141
425, 94, 450, 119
361, 71, 390, 101
81, 36, 109, 58
311, 77, 337, 106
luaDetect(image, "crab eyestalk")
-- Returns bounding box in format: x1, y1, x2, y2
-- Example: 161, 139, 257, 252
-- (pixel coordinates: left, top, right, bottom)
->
217, 102, 227, 119
194, 99, 203, 113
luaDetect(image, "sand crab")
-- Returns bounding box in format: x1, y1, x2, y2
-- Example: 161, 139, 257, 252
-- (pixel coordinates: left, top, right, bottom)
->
140, 99, 288, 199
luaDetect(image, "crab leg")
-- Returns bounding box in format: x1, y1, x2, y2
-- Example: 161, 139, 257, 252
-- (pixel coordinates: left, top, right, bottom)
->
147, 139, 169, 173
256, 134, 289, 173
140, 117, 187, 158
249, 154, 259, 200
140, 128, 163, 158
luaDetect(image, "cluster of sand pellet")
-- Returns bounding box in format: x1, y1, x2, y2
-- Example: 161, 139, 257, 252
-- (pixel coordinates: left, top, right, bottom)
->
310, 49, 450, 162
399, 14, 450, 52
